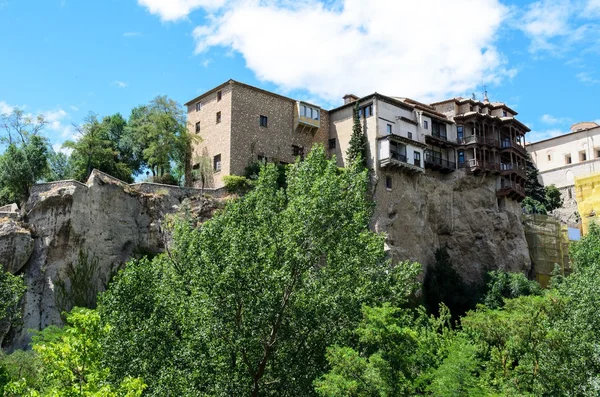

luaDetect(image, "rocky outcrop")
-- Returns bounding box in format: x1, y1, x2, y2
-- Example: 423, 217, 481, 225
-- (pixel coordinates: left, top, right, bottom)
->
2, 171, 219, 350
0, 219, 34, 274
374, 170, 531, 285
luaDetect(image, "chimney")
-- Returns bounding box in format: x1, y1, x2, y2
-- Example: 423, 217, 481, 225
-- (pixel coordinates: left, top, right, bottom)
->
343, 94, 359, 105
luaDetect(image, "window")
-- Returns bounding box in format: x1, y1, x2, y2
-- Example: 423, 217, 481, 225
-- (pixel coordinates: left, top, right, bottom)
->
423, 120, 428, 129
597, 149, 600, 159
328, 138, 337, 150
195, 122, 200, 134
502, 110, 507, 117
195, 102, 201, 111
414, 151, 421, 167
192, 163, 200, 170
385, 176, 392, 190
565, 155, 572, 164
260, 115, 268, 127
292, 145, 304, 158
386, 124, 392, 134
458, 150, 465, 165
358, 104, 373, 118
580, 151, 587, 161
217, 90, 222, 101
216, 111, 221, 124
313, 109, 320, 120
469, 105, 474, 112
213, 154, 221, 172
408, 132, 413, 139
547, 154, 551, 161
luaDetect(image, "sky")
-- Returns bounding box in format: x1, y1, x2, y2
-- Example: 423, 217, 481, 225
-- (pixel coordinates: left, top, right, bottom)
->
0, 0, 599, 152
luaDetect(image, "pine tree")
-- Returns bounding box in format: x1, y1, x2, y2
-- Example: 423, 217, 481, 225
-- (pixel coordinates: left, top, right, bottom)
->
525, 153, 546, 203
346, 101, 368, 167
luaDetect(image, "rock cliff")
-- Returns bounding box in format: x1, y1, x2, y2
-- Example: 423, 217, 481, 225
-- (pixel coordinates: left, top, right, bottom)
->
0, 170, 217, 350
373, 170, 531, 285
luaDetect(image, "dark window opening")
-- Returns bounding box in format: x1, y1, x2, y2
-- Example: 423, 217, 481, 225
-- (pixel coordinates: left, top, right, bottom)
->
385, 176, 392, 190
423, 120, 428, 129
328, 138, 337, 150
408, 132, 413, 139
387, 124, 392, 134
292, 145, 304, 159
216, 111, 221, 124
217, 91, 222, 101
213, 154, 221, 172
195, 102, 201, 111
195, 122, 200, 134
414, 151, 421, 167
260, 115, 268, 127
358, 104, 373, 118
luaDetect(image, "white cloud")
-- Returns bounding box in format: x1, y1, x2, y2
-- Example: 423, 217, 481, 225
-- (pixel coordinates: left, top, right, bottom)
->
0, 100, 14, 116
520, 0, 572, 53
585, 0, 600, 15
576, 71, 600, 84
112, 80, 128, 88
123, 32, 142, 37
52, 143, 73, 156
527, 128, 566, 143
191, 0, 512, 102
541, 114, 569, 124
137, 0, 226, 21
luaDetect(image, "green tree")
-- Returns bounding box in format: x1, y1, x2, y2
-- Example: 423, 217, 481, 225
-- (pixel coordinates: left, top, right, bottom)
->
100, 146, 418, 396
521, 196, 547, 214
524, 153, 546, 204
14, 308, 146, 396
315, 304, 454, 396
0, 109, 50, 206
346, 101, 367, 167
482, 270, 542, 309
64, 113, 134, 182
0, 270, 26, 340
46, 149, 73, 181
128, 96, 191, 184
544, 184, 563, 212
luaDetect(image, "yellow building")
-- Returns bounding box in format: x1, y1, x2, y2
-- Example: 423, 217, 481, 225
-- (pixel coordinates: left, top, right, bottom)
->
575, 172, 600, 235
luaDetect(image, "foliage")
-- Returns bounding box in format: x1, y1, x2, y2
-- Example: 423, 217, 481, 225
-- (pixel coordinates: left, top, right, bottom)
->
524, 153, 546, 204
244, 159, 287, 188
223, 174, 253, 194
8, 308, 146, 396
151, 173, 179, 186
315, 304, 454, 396
191, 153, 213, 193
0, 270, 26, 326
54, 249, 114, 319
544, 184, 563, 212
100, 145, 420, 396
0, 134, 49, 206
64, 113, 135, 183
128, 96, 190, 181
46, 150, 73, 181
521, 196, 547, 215
423, 246, 476, 322
482, 270, 542, 309
0, 350, 43, 392
346, 101, 368, 167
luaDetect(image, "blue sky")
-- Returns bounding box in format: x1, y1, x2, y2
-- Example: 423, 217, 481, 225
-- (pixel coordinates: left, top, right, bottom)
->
0, 0, 599, 151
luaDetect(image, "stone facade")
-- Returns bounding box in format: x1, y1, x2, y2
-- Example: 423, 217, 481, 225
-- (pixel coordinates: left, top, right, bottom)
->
526, 122, 600, 224
185, 80, 329, 188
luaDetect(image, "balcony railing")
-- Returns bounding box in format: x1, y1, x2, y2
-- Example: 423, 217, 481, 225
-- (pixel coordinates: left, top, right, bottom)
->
500, 163, 526, 177
431, 132, 448, 141
425, 154, 456, 170
390, 152, 407, 163
497, 181, 526, 198
458, 159, 500, 172
500, 140, 527, 155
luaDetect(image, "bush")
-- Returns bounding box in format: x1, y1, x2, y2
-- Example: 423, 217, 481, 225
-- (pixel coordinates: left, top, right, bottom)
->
223, 175, 253, 194
152, 173, 179, 186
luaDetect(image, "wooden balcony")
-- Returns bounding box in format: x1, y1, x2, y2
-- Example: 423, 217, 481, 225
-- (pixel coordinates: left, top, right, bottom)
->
496, 181, 526, 201
458, 159, 500, 174
425, 132, 456, 148
500, 163, 526, 178
425, 153, 456, 173
457, 136, 498, 147
500, 140, 527, 156
380, 152, 424, 174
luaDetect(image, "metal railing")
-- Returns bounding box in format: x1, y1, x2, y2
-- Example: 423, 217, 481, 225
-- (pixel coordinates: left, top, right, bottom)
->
425, 154, 456, 169
390, 152, 408, 163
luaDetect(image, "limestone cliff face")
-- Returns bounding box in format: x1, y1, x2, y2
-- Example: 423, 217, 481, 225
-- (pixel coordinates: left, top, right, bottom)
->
1, 171, 217, 350
373, 170, 531, 284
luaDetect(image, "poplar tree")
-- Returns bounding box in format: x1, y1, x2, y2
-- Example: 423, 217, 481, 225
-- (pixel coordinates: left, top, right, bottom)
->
346, 101, 368, 167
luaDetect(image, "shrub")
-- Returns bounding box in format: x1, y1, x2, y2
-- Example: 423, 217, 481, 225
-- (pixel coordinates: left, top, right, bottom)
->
223, 175, 252, 194
152, 173, 179, 186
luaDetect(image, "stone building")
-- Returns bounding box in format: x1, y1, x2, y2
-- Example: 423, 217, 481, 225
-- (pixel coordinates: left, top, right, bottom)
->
186, 81, 531, 279
185, 80, 328, 188
526, 121, 600, 224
